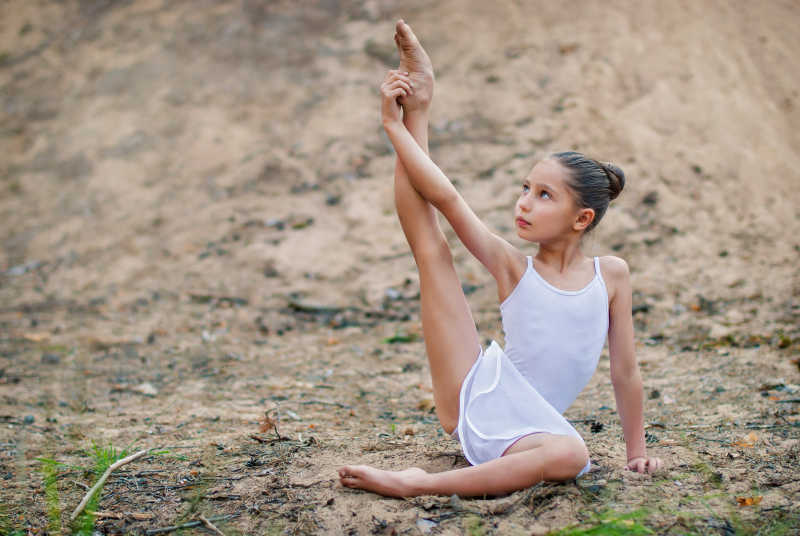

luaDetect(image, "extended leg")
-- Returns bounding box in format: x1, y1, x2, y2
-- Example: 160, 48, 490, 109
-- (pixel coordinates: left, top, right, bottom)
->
339, 433, 589, 497
393, 23, 479, 433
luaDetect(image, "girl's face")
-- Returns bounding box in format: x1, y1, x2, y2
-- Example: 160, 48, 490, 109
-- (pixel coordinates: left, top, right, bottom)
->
514, 159, 589, 243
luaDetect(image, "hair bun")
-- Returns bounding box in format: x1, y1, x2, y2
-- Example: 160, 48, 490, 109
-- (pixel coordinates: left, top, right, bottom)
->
601, 162, 625, 200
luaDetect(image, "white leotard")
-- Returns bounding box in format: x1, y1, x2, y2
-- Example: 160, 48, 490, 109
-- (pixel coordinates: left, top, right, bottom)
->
454, 256, 608, 477
502, 256, 609, 413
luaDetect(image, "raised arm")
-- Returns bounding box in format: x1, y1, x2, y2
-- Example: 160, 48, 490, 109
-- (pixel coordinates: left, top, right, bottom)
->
380, 71, 521, 291
605, 256, 663, 474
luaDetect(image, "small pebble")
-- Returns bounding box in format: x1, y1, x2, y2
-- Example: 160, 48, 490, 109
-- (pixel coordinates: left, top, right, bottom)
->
449, 493, 462, 510
41, 353, 61, 364
23, 415, 35, 424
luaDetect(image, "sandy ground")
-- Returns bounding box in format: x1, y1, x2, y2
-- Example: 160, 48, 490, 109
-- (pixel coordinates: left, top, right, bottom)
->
1, 0, 799, 534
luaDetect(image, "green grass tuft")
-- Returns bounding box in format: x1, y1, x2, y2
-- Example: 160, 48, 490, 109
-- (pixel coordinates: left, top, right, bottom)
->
70, 442, 132, 535
551, 509, 654, 535
38, 457, 65, 535
463, 514, 487, 536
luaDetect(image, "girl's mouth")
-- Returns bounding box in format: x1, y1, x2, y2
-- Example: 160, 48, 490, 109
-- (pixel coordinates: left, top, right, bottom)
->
516, 217, 530, 228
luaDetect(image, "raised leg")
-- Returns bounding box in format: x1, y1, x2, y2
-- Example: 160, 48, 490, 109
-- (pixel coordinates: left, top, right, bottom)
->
339, 433, 589, 497
393, 22, 479, 434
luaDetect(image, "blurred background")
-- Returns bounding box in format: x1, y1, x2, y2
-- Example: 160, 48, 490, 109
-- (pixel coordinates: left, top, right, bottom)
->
2, 0, 798, 327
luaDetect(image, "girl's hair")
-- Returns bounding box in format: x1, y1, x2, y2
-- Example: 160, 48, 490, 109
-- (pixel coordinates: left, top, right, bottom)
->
551, 151, 625, 232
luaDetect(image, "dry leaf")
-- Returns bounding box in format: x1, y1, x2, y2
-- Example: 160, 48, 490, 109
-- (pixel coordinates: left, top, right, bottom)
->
558, 43, 579, 55
417, 398, 435, 412
22, 332, 50, 342
129, 512, 154, 520
259, 412, 277, 433
733, 431, 759, 448
133, 382, 158, 396
736, 496, 763, 506
90, 511, 123, 519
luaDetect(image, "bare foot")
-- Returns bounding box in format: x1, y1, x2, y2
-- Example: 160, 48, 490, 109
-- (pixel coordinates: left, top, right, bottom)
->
338, 465, 429, 497
394, 19, 434, 112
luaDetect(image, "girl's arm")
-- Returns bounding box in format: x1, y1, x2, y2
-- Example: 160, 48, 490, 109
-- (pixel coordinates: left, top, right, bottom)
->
604, 256, 664, 474
380, 72, 521, 288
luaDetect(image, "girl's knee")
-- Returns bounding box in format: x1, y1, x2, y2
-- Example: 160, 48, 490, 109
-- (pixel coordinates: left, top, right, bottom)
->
558, 437, 589, 476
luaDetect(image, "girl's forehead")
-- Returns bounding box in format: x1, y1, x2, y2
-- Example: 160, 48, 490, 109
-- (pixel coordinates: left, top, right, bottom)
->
527, 159, 569, 188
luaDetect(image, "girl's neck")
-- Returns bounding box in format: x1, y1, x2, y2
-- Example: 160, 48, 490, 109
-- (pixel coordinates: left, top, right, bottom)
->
534, 239, 586, 274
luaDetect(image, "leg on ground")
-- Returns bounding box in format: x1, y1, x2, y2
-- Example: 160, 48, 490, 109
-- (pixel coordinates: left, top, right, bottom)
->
339, 433, 588, 498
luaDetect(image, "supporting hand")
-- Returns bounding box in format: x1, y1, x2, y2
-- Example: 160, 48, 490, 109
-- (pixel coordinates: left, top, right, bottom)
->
381, 70, 414, 126
624, 455, 664, 474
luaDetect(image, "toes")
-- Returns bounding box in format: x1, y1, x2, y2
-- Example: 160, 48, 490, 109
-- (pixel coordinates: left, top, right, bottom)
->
395, 19, 416, 43
340, 465, 367, 479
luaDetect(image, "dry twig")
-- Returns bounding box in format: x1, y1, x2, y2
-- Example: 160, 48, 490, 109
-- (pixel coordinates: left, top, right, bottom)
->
70, 448, 151, 522
145, 514, 237, 535
199, 514, 227, 536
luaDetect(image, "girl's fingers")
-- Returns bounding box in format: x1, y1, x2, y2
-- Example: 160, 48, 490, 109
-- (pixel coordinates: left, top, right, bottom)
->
625, 456, 663, 474
381, 81, 409, 97
650, 458, 663, 473
384, 71, 413, 87
626, 458, 645, 473
381, 86, 407, 100
386, 79, 413, 94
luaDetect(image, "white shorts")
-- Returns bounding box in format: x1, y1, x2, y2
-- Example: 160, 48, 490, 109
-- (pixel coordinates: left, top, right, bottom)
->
452, 341, 591, 478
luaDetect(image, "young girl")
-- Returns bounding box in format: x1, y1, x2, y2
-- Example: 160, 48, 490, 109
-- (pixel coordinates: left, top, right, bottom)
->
338, 20, 663, 498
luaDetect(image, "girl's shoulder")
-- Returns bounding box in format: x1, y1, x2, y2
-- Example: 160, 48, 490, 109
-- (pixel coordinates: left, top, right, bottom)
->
597, 255, 629, 278
596, 256, 631, 302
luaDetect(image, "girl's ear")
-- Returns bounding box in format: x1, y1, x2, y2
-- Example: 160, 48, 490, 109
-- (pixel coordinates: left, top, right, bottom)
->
574, 208, 595, 231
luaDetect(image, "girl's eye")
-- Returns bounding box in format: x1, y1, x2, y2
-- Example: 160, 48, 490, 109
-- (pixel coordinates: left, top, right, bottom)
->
540, 190, 551, 199
521, 184, 530, 193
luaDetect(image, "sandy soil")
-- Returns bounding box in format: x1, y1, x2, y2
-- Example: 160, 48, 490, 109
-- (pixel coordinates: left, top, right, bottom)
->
1, 0, 798, 534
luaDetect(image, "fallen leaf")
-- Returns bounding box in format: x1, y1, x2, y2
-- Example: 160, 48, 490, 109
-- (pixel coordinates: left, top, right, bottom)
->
417, 398, 435, 412
733, 431, 759, 448
736, 496, 763, 506
89, 511, 123, 520
129, 512, 154, 520
133, 382, 158, 396
558, 42, 579, 55
22, 332, 50, 342
259, 412, 277, 433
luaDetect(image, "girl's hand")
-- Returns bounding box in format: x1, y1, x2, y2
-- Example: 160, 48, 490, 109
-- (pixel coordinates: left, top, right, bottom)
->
624, 455, 664, 474
381, 70, 414, 126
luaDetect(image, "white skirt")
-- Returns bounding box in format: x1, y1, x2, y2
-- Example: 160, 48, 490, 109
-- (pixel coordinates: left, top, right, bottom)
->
452, 340, 591, 477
